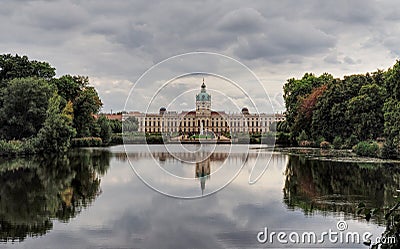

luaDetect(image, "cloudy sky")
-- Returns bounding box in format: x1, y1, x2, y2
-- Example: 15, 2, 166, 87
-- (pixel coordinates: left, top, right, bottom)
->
1, 0, 399, 112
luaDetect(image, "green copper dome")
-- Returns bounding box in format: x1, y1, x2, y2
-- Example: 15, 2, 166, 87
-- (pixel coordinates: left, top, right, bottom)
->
196, 80, 211, 101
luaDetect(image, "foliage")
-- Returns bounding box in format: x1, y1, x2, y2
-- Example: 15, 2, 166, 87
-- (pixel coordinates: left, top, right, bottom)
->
346, 84, 386, 140
0, 77, 53, 140
344, 134, 360, 149
296, 130, 308, 144
383, 98, 400, 147
283, 73, 334, 137
0, 54, 104, 156
276, 120, 290, 133
71, 137, 102, 147
108, 119, 122, 133
269, 121, 278, 132
0, 54, 55, 85
353, 141, 380, 157
332, 136, 344, 149
123, 116, 139, 132
319, 141, 331, 149
109, 133, 123, 145
0, 139, 37, 156
145, 134, 164, 144
0, 150, 111, 242
34, 93, 77, 154
282, 62, 399, 158
73, 86, 102, 137
380, 139, 399, 159
276, 132, 291, 145
97, 116, 112, 145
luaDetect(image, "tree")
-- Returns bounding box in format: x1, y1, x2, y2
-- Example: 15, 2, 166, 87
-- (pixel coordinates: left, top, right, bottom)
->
385, 60, 400, 101
73, 86, 103, 137
35, 93, 76, 153
0, 54, 55, 87
123, 117, 139, 132
97, 116, 112, 144
346, 84, 386, 140
292, 84, 327, 138
283, 73, 333, 140
383, 98, 400, 144
311, 74, 372, 141
50, 75, 87, 102
0, 77, 53, 140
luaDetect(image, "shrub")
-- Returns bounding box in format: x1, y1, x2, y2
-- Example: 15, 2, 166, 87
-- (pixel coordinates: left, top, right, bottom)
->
110, 133, 123, 145
0, 139, 37, 156
276, 132, 291, 145
320, 141, 331, 149
353, 141, 380, 157
315, 136, 325, 148
71, 137, 102, 147
145, 135, 164, 144
297, 130, 308, 144
344, 134, 359, 149
332, 136, 343, 149
380, 139, 398, 159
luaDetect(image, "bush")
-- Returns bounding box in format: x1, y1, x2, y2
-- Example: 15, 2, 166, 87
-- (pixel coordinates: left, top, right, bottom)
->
344, 134, 359, 149
0, 139, 37, 156
71, 137, 102, 147
353, 141, 380, 157
145, 135, 164, 144
276, 132, 291, 145
320, 141, 331, 149
380, 139, 398, 159
332, 136, 343, 149
315, 136, 325, 148
297, 130, 308, 144
110, 133, 123, 145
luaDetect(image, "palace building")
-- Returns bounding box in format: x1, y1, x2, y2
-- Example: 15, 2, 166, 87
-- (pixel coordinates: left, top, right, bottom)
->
126, 80, 285, 135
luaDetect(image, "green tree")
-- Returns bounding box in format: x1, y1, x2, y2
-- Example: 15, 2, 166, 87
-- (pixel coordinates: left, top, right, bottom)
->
0, 54, 55, 87
73, 86, 102, 137
312, 74, 372, 141
123, 116, 139, 132
346, 84, 386, 140
0, 77, 53, 140
108, 119, 122, 133
50, 75, 87, 102
385, 60, 400, 100
283, 73, 333, 140
97, 116, 112, 145
35, 93, 76, 153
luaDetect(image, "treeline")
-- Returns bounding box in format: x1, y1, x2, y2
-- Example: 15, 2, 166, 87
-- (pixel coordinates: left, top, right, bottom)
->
282, 61, 400, 158
0, 54, 119, 155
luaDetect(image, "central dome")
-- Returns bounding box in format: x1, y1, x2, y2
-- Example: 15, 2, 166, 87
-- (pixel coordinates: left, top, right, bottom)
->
196, 79, 211, 101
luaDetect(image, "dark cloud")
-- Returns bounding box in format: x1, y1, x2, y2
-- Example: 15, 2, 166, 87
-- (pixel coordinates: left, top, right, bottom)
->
0, 0, 398, 111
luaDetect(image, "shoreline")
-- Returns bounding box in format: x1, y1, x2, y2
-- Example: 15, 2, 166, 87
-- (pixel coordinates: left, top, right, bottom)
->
272, 146, 400, 164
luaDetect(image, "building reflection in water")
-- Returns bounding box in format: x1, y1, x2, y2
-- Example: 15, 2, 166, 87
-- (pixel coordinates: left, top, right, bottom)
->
195, 158, 211, 195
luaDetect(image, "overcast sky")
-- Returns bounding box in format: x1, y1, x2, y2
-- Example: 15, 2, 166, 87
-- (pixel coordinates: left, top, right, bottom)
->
1, 0, 399, 113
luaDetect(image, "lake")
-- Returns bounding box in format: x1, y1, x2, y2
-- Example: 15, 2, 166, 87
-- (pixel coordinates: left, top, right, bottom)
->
1, 144, 399, 248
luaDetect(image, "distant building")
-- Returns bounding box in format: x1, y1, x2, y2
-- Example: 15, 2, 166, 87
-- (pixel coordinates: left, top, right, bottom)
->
125, 79, 285, 134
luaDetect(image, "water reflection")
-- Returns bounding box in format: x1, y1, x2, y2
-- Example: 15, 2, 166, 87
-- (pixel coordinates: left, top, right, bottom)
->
284, 155, 400, 223
1, 146, 396, 248
0, 149, 111, 242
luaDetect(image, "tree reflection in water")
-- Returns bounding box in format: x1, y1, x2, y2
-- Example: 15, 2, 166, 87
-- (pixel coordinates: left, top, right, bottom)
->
0, 149, 111, 242
284, 155, 400, 223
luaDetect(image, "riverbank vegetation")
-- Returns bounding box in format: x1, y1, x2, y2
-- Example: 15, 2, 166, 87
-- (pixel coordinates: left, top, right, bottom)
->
283, 61, 400, 159
0, 54, 119, 156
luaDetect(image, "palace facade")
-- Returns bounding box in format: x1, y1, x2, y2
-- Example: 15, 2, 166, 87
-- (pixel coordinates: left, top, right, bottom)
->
125, 80, 285, 135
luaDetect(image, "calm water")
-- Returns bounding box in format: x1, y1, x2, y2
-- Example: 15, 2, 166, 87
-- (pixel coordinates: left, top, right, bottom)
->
1, 145, 399, 248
